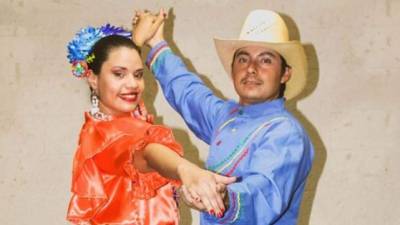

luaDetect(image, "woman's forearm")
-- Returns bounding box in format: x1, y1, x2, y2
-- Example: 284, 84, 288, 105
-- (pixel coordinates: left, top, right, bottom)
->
143, 143, 197, 180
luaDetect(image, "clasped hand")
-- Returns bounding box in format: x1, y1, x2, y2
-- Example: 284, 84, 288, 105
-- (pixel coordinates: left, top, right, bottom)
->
177, 163, 234, 218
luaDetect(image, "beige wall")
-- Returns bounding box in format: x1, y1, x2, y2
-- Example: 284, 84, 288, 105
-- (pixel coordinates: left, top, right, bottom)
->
1, 0, 399, 224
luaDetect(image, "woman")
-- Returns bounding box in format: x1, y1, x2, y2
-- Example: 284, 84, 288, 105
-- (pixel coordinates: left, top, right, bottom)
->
66, 24, 232, 225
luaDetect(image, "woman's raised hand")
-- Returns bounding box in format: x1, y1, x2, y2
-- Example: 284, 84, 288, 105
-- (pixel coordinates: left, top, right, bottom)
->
132, 9, 165, 47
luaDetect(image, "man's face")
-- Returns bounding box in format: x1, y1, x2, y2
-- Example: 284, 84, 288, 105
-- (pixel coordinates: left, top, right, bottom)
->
231, 45, 291, 105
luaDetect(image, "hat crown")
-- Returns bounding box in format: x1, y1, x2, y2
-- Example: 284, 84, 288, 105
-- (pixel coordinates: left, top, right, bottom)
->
213, 9, 307, 100
239, 10, 289, 43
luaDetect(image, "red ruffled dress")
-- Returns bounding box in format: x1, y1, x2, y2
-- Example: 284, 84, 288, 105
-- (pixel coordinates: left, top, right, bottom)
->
66, 112, 182, 225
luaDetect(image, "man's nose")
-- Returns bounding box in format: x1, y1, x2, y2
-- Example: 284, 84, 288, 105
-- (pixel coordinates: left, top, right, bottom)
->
246, 60, 257, 75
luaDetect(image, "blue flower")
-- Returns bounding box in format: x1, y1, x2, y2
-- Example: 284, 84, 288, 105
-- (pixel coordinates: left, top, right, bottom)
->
67, 24, 131, 64
100, 24, 131, 38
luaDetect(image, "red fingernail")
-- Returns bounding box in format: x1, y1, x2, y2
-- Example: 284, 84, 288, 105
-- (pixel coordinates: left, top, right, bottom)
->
209, 209, 215, 216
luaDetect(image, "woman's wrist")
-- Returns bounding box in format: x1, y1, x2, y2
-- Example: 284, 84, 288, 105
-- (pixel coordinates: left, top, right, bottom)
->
176, 162, 186, 179
176, 161, 201, 182
177, 162, 191, 179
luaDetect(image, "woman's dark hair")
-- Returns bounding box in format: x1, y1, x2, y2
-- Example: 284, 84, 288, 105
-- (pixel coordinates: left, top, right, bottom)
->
87, 35, 140, 75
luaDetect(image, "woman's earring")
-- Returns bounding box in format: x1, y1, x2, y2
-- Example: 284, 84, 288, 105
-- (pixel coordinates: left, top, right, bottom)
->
90, 90, 99, 115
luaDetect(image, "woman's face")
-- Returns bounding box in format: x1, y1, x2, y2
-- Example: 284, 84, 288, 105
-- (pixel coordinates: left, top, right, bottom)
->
88, 46, 144, 116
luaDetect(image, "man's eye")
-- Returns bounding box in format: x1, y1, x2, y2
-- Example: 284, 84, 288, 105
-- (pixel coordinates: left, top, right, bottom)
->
260, 58, 272, 64
238, 57, 248, 63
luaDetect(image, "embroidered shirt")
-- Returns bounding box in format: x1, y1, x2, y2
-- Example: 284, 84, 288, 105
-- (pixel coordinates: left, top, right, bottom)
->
147, 42, 314, 225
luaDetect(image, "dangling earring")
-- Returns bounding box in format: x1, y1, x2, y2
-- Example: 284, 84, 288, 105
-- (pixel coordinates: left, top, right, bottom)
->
90, 90, 100, 115
89, 90, 110, 120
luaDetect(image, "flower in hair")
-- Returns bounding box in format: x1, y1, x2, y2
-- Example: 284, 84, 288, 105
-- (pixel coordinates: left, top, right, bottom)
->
86, 53, 95, 64
71, 61, 89, 78
67, 24, 131, 77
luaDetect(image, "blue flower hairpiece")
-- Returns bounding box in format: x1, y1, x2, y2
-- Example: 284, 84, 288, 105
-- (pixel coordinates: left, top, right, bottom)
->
67, 24, 131, 77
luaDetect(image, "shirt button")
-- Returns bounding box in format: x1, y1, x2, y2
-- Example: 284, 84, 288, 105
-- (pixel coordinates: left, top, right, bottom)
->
231, 128, 237, 132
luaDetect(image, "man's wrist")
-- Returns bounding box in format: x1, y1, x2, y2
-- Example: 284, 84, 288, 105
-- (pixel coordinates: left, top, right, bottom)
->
145, 40, 169, 68
147, 38, 166, 48
223, 189, 230, 210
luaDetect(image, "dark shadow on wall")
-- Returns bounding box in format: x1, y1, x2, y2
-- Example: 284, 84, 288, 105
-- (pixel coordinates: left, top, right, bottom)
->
171, 129, 204, 225
142, 8, 225, 225
163, 9, 228, 101
281, 13, 327, 225
164, 8, 232, 225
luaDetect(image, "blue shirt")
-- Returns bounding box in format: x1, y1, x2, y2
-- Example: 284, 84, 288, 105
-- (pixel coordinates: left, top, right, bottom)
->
147, 42, 314, 225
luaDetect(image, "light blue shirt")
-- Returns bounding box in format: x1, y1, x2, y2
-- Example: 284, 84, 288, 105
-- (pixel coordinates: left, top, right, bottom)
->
147, 42, 314, 225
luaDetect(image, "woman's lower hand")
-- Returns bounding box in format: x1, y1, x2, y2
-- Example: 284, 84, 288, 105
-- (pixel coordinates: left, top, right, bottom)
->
179, 184, 207, 211
177, 163, 236, 217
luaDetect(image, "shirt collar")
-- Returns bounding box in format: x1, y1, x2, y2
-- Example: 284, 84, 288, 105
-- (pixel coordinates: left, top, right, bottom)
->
230, 98, 286, 118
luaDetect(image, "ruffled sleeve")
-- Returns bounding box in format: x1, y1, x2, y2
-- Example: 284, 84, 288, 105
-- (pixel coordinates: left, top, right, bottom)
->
67, 114, 185, 223
124, 125, 183, 199
144, 125, 183, 156
67, 158, 107, 223
67, 115, 110, 224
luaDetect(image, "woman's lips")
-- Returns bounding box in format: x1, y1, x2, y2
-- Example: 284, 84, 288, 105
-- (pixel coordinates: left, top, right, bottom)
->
119, 93, 138, 103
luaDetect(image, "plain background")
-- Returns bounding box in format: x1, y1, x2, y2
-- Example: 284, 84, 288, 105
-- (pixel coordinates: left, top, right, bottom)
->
0, 0, 399, 224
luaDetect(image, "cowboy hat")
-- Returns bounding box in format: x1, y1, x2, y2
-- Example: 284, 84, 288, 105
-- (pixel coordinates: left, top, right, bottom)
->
214, 9, 307, 100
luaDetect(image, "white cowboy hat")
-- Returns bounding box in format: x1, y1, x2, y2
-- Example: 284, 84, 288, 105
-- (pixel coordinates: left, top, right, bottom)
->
214, 9, 307, 100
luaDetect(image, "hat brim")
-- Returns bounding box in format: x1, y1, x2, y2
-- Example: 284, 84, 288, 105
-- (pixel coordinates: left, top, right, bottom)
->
214, 38, 307, 100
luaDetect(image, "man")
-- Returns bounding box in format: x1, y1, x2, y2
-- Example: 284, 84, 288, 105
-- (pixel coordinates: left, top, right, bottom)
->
135, 9, 314, 224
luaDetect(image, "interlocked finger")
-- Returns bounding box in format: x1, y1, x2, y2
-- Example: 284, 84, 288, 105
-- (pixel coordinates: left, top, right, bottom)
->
202, 182, 224, 217
189, 185, 216, 216
180, 185, 206, 210
180, 185, 194, 205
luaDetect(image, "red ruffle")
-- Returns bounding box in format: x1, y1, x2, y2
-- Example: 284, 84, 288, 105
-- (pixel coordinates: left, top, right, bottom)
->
67, 112, 182, 224
124, 125, 183, 199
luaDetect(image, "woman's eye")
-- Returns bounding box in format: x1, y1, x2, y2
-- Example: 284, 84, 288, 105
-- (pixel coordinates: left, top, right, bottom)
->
134, 71, 144, 79
113, 72, 125, 78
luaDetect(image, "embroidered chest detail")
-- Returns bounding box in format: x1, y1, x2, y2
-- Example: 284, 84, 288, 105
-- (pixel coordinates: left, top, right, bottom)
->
209, 117, 286, 175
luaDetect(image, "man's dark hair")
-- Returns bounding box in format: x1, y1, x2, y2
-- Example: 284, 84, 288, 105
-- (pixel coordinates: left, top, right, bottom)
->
278, 54, 290, 98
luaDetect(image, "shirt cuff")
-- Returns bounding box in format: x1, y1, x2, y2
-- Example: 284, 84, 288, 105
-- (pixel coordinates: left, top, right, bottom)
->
145, 40, 170, 69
